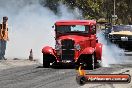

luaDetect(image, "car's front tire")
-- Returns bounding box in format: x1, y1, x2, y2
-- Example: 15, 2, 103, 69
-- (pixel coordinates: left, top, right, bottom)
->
43, 61, 50, 68
43, 54, 56, 68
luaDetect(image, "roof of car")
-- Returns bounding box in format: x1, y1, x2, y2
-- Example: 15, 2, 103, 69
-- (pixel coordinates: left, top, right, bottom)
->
55, 20, 96, 26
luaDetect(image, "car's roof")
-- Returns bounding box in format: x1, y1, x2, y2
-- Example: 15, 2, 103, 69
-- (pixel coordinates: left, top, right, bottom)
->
55, 20, 96, 26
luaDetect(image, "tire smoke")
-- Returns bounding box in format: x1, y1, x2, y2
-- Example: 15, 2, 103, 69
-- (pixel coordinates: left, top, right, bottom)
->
97, 32, 125, 67
0, 0, 123, 66
0, 0, 82, 63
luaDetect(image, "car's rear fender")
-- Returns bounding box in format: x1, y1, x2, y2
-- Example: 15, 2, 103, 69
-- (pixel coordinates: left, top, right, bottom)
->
95, 43, 102, 60
76, 47, 95, 62
81, 47, 95, 55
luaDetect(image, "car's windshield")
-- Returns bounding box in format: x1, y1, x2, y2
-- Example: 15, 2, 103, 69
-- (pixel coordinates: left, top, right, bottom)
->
56, 25, 90, 34
112, 25, 132, 32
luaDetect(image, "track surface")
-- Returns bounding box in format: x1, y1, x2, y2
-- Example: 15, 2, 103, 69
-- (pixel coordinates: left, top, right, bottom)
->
0, 51, 132, 88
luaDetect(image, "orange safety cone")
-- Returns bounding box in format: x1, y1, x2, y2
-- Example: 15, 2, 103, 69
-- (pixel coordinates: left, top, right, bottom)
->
29, 49, 33, 61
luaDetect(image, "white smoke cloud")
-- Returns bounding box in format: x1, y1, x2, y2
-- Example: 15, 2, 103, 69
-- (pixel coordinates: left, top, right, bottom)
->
0, 0, 82, 63
97, 32, 125, 67
0, 0, 125, 66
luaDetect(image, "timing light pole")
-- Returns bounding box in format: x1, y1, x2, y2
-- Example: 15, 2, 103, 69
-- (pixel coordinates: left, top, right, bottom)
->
114, 0, 115, 16
113, 0, 116, 25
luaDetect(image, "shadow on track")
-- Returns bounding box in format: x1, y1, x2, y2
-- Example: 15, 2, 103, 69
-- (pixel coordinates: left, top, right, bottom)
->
36, 65, 75, 69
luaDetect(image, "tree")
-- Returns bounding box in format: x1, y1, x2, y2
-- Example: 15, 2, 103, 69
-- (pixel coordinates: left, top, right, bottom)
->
40, 0, 132, 24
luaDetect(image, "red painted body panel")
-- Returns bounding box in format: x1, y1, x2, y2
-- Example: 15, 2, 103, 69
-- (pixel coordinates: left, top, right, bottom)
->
42, 46, 56, 56
55, 20, 96, 26
57, 35, 90, 43
80, 47, 95, 54
95, 43, 103, 60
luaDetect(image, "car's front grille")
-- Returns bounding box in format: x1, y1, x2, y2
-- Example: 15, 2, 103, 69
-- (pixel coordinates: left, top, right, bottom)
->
61, 39, 75, 61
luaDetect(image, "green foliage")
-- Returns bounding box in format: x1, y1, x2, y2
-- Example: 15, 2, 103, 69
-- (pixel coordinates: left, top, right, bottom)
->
40, 0, 132, 24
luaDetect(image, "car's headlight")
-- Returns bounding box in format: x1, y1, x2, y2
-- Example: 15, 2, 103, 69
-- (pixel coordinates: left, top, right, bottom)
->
55, 44, 61, 50
75, 44, 81, 50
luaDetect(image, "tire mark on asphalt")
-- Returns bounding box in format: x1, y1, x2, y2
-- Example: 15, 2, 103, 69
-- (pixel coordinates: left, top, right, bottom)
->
33, 70, 76, 88
87, 83, 115, 88
2, 69, 76, 88
0, 65, 77, 88
87, 67, 122, 74
0, 65, 54, 79
0, 63, 131, 88
0, 68, 60, 84
0, 65, 38, 76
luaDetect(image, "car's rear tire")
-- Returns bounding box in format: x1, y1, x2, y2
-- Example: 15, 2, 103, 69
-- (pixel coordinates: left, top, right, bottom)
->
87, 54, 95, 70
75, 60, 87, 70
95, 61, 102, 68
76, 54, 95, 70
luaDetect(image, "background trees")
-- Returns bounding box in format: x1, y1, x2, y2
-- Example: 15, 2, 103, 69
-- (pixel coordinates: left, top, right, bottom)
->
40, 0, 132, 24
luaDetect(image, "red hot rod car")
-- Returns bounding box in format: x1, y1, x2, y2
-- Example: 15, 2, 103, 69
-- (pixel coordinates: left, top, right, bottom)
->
42, 20, 102, 69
